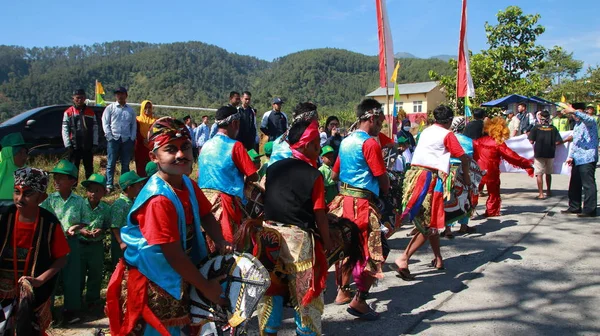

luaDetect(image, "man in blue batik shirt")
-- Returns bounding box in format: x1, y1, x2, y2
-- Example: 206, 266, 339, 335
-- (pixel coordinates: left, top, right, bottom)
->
195, 115, 210, 151
561, 104, 598, 217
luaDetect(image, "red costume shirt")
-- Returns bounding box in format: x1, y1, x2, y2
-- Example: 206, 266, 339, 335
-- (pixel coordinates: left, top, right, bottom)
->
134, 180, 213, 246
15, 217, 70, 259
232, 141, 258, 177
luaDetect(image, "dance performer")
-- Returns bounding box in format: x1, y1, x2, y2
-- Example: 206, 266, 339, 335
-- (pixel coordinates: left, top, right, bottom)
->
395, 105, 471, 277
442, 116, 477, 238
106, 117, 232, 335
474, 117, 534, 217
258, 119, 333, 336
0, 168, 69, 334
198, 106, 258, 244
329, 98, 390, 320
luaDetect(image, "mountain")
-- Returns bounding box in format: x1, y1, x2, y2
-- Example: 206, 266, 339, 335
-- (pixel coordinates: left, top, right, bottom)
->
430, 54, 456, 62
0, 42, 453, 122
394, 52, 418, 59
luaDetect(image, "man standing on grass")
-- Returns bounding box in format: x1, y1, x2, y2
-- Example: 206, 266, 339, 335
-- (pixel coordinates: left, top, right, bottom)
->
102, 87, 136, 193
62, 89, 98, 179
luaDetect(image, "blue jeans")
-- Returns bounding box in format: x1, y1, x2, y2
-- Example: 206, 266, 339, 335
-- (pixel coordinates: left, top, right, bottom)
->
106, 139, 134, 188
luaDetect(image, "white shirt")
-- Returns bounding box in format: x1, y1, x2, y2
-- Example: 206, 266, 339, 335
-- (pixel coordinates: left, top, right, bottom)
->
101, 102, 137, 142
411, 124, 452, 174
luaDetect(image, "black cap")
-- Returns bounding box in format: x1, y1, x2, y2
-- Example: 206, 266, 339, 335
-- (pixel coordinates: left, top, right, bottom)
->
215, 105, 238, 121
272, 97, 284, 104
72, 89, 86, 96
114, 86, 128, 94
572, 102, 586, 110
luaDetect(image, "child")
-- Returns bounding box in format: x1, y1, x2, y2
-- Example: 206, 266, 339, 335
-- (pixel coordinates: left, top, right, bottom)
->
0, 167, 69, 334
79, 173, 110, 307
258, 141, 273, 184
106, 117, 232, 334
318, 145, 339, 204
248, 149, 264, 174
145, 161, 158, 177
109, 171, 146, 268
394, 136, 412, 173
40, 159, 89, 324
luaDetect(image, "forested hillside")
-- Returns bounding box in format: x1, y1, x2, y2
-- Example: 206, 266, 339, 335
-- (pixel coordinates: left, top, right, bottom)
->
0, 41, 453, 121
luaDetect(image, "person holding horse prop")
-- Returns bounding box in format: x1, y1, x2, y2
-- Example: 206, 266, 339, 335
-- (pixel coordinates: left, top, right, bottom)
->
105, 117, 232, 335
258, 116, 333, 336
198, 106, 259, 248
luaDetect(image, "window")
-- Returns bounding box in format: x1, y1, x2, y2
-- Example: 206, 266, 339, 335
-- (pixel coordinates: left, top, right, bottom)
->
395, 102, 403, 111
413, 101, 423, 113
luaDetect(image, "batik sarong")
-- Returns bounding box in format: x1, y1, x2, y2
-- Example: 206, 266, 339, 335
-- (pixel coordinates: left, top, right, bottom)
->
401, 166, 447, 234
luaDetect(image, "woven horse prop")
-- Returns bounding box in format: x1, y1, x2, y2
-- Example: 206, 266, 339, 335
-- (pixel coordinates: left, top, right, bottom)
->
233, 217, 363, 288
189, 252, 270, 336
444, 158, 486, 224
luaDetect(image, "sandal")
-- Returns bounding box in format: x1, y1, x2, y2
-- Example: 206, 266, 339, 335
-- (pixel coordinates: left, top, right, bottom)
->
429, 259, 445, 270
347, 307, 380, 321
458, 226, 477, 234
535, 196, 547, 200
395, 266, 416, 281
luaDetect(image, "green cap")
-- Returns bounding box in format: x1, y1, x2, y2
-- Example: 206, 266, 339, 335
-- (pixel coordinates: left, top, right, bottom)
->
263, 141, 274, 156
119, 171, 147, 190
81, 173, 107, 188
248, 149, 263, 161
145, 161, 158, 176
0, 133, 31, 149
586, 103, 595, 109
50, 159, 78, 179
397, 136, 409, 144
321, 145, 335, 156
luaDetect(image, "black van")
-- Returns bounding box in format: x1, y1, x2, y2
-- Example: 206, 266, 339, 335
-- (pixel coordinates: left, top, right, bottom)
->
0, 105, 107, 155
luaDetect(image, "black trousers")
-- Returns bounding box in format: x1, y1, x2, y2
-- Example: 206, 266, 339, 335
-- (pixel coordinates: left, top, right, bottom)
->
68, 148, 94, 179
568, 162, 598, 214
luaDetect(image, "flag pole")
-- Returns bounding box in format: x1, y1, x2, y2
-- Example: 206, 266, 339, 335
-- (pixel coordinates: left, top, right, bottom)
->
379, 1, 391, 139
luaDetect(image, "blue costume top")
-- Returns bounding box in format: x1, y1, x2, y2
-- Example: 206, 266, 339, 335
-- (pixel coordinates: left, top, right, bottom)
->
338, 130, 380, 196
450, 133, 474, 164
268, 135, 292, 166
121, 174, 207, 299
198, 133, 245, 201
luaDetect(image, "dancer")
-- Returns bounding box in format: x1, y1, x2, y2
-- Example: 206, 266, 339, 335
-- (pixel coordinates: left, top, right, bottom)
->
474, 117, 534, 217
197, 106, 258, 245
105, 117, 232, 335
395, 105, 471, 277
268, 103, 320, 166
329, 98, 390, 320
442, 116, 477, 238
0, 168, 68, 334
258, 119, 333, 336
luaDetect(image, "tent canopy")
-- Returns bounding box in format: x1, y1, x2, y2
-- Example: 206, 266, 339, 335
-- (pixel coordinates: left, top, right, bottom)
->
481, 94, 554, 108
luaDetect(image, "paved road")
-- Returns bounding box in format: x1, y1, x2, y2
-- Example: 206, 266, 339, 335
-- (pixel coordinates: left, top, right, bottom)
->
53, 171, 600, 336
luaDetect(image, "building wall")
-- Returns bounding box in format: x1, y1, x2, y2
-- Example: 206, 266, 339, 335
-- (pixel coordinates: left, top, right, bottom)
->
371, 86, 447, 116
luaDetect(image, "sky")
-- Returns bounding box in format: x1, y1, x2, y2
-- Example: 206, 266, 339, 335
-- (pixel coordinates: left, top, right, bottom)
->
1, 0, 599, 68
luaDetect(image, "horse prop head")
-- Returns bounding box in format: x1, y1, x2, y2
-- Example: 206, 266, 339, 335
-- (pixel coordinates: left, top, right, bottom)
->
190, 252, 271, 336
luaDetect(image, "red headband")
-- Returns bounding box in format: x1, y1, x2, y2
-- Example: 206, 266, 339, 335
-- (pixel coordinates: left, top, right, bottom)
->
290, 120, 319, 149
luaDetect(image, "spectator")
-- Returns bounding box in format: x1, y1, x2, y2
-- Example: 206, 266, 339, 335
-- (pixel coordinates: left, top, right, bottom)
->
552, 110, 571, 132
209, 119, 218, 139
101, 87, 137, 193
195, 115, 210, 150
183, 115, 198, 160
319, 126, 327, 147
62, 89, 98, 179
528, 110, 564, 199
505, 109, 520, 137
134, 100, 155, 177
235, 91, 259, 151
516, 102, 532, 135
324, 116, 342, 161
561, 105, 598, 217
261, 97, 289, 141
585, 104, 600, 138
395, 118, 416, 152
0, 133, 30, 204
463, 108, 486, 140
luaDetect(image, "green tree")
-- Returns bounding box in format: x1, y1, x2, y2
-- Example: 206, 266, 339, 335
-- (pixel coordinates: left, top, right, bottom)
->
538, 46, 584, 85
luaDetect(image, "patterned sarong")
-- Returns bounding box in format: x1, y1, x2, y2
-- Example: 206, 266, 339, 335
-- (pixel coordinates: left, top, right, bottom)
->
202, 189, 243, 249
328, 185, 385, 278
401, 166, 446, 234
257, 223, 326, 336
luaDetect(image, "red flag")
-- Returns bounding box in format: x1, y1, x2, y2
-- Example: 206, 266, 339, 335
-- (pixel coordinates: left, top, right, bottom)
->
376, 0, 395, 88
457, 0, 475, 98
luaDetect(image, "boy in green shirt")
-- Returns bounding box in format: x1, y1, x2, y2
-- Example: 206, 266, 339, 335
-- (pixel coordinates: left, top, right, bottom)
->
79, 173, 110, 307
110, 171, 146, 268
319, 145, 338, 204
258, 141, 273, 179
40, 159, 89, 324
